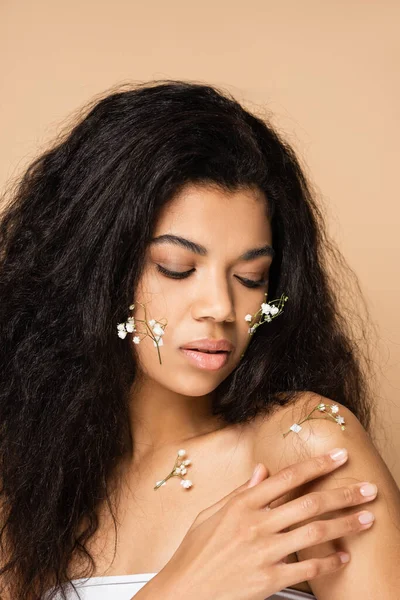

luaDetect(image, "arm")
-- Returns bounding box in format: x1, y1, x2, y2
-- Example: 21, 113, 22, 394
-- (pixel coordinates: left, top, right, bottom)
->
255, 392, 400, 600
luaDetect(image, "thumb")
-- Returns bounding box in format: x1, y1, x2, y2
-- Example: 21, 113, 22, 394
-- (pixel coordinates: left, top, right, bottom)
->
247, 463, 268, 488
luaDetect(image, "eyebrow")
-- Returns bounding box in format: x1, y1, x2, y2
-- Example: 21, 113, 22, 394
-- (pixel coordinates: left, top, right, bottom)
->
150, 234, 275, 261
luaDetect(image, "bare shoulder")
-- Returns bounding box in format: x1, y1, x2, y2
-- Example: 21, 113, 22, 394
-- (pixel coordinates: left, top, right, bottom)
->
254, 391, 355, 459
253, 391, 400, 599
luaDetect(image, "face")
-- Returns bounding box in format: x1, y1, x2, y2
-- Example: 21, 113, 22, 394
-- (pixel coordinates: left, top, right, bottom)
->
130, 183, 273, 399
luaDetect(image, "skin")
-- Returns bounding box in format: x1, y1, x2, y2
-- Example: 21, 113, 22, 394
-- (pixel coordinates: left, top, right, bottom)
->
126, 182, 273, 464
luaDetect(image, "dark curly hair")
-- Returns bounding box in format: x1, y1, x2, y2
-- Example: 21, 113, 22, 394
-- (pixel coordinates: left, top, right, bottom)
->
0, 79, 379, 599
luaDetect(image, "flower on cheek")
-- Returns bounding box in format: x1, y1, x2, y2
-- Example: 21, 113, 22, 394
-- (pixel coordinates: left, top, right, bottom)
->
240, 293, 288, 358
117, 302, 168, 364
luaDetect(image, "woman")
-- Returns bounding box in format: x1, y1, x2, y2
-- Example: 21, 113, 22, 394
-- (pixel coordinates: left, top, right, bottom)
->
0, 80, 399, 600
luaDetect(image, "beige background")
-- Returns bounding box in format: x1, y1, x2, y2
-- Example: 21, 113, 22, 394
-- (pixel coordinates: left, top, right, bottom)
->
1, 1, 399, 485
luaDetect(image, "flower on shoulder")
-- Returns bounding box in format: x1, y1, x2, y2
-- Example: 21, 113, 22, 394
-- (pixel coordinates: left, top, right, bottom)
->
283, 401, 346, 438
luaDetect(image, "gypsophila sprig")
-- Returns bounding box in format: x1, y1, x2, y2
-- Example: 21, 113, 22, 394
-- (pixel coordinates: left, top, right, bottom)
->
117, 301, 168, 365
154, 449, 193, 490
283, 401, 346, 438
240, 293, 288, 358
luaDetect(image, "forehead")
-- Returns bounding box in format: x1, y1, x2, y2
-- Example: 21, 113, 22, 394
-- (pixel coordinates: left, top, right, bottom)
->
153, 184, 272, 245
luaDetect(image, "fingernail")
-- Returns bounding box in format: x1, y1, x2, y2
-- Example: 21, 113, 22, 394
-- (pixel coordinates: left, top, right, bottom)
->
329, 448, 348, 461
359, 482, 377, 497
358, 511, 375, 524
249, 463, 261, 485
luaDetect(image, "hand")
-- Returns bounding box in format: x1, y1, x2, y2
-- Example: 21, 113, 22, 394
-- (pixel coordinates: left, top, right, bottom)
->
151, 448, 377, 600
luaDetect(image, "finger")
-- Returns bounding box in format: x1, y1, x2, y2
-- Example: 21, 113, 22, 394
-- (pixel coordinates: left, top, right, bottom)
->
274, 509, 374, 560
247, 463, 268, 488
265, 481, 378, 532
243, 448, 349, 510
276, 550, 350, 590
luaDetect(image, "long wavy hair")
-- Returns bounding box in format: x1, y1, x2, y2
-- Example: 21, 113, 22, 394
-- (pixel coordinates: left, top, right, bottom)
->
0, 80, 379, 599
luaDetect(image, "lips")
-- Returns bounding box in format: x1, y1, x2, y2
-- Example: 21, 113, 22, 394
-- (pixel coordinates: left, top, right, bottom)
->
180, 348, 230, 370
180, 338, 234, 352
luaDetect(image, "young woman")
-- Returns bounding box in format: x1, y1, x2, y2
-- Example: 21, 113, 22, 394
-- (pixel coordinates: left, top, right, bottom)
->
0, 80, 399, 600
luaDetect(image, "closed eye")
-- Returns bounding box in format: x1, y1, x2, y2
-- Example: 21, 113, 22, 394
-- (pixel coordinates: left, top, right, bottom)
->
155, 264, 268, 289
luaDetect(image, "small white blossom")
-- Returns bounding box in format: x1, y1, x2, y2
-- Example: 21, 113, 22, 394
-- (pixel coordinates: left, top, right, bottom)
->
178, 449, 186, 457
182, 459, 191, 466
152, 324, 164, 336
117, 323, 126, 331
318, 403, 326, 411
125, 322, 135, 333
133, 336, 140, 344
118, 330, 127, 339
289, 423, 302, 433
180, 467, 187, 475
270, 305, 279, 315
330, 404, 339, 414
149, 319, 156, 327
336, 416, 345, 425
261, 302, 273, 315
244, 314, 253, 322
181, 479, 192, 489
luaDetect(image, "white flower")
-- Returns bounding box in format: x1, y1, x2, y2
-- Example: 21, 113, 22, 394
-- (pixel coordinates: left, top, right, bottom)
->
149, 319, 156, 327
127, 316, 135, 322
336, 416, 345, 425
270, 305, 279, 316
152, 324, 164, 336
244, 314, 253, 322
125, 322, 135, 333
117, 323, 126, 331
178, 449, 186, 457
261, 302, 273, 315
133, 336, 140, 344
330, 404, 339, 414
182, 459, 191, 466
174, 468, 181, 475
289, 423, 302, 433
180, 467, 187, 475
129, 304, 135, 310
181, 479, 192, 489
318, 403, 326, 411
118, 330, 127, 339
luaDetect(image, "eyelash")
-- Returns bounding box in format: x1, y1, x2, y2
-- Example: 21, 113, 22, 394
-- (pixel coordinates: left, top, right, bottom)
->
155, 264, 268, 289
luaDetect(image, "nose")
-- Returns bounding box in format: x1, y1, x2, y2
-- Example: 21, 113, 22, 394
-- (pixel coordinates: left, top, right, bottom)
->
191, 272, 235, 323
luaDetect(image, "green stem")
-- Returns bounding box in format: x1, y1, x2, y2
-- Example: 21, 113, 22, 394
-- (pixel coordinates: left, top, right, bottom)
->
282, 407, 340, 438
153, 455, 181, 490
